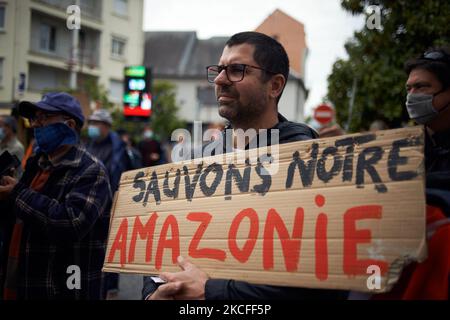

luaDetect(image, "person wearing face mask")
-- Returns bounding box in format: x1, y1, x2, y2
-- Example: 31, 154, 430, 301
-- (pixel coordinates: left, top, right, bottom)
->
85, 109, 130, 299
366, 48, 450, 300
138, 126, 165, 167
0, 116, 25, 167
86, 109, 130, 193
405, 47, 450, 174
0, 92, 112, 299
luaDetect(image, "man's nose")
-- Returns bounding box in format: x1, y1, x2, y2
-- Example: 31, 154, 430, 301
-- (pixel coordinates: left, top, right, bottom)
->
214, 69, 231, 86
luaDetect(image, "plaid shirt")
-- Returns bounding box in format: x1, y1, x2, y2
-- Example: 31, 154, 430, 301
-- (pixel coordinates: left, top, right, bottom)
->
4, 145, 112, 299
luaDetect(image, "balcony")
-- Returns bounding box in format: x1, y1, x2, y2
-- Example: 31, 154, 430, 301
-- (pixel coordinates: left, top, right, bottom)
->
32, 0, 102, 22
29, 10, 100, 69
28, 62, 98, 93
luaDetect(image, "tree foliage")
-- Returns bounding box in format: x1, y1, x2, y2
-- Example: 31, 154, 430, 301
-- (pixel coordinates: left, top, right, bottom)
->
327, 0, 450, 132
111, 80, 185, 142
150, 81, 186, 141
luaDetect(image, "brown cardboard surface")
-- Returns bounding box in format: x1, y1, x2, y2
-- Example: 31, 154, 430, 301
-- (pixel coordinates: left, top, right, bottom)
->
103, 126, 426, 293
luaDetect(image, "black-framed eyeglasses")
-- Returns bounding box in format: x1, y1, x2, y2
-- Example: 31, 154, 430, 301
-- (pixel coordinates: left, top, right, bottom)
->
206, 64, 275, 83
29, 112, 69, 124
421, 50, 450, 64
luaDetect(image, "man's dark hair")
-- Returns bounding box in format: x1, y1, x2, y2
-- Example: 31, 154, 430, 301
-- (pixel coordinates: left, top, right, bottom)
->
404, 46, 450, 90
226, 31, 290, 103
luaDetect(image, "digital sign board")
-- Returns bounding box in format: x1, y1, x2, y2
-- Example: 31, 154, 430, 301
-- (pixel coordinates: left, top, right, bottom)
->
123, 66, 152, 117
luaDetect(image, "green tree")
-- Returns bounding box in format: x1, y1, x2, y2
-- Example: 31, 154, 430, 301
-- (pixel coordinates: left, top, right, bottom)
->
111, 80, 185, 142
82, 78, 114, 110
327, 0, 450, 132
150, 81, 186, 141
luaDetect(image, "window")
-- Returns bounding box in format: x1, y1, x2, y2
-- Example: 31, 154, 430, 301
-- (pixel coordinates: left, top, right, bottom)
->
39, 23, 56, 52
197, 86, 216, 106
79, 30, 86, 51
111, 37, 126, 58
113, 0, 128, 16
80, 0, 95, 12
0, 5, 5, 30
109, 79, 124, 102
0, 58, 4, 85
79, 0, 101, 20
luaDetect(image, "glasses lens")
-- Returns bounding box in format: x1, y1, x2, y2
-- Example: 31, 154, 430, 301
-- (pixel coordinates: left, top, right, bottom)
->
227, 64, 245, 82
207, 66, 219, 83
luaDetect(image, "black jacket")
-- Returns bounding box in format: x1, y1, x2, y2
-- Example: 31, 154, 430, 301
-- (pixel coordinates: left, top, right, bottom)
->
425, 128, 450, 217
142, 114, 348, 300
217, 113, 319, 150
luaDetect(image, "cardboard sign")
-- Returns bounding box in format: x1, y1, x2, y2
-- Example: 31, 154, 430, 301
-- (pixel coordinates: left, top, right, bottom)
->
103, 126, 426, 293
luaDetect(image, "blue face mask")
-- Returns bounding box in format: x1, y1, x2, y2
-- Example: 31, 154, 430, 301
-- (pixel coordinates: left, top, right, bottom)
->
0, 128, 5, 141
88, 125, 101, 140
34, 122, 78, 154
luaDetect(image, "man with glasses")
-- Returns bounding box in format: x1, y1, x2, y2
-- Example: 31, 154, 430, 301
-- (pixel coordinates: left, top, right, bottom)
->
204, 32, 317, 147
143, 32, 351, 301
0, 92, 112, 299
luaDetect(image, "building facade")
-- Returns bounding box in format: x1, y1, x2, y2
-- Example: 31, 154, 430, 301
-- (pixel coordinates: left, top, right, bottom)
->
0, 0, 144, 112
255, 9, 308, 79
144, 30, 308, 126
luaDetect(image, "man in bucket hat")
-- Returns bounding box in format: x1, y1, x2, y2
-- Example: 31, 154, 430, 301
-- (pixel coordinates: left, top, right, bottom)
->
85, 108, 130, 298
0, 92, 112, 299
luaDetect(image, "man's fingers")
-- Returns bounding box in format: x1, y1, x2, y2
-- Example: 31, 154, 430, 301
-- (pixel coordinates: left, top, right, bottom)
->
2, 175, 16, 183
159, 272, 173, 282
148, 281, 182, 300
157, 281, 182, 296
177, 256, 192, 271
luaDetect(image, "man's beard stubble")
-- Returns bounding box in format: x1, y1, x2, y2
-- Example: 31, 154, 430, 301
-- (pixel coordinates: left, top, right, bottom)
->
216, 85, 267, 126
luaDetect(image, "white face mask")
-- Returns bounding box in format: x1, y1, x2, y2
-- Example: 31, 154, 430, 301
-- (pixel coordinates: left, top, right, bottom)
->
406, 89, 449, 125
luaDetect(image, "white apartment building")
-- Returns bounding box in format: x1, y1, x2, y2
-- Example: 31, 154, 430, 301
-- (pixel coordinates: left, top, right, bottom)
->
0, 0, 144, 112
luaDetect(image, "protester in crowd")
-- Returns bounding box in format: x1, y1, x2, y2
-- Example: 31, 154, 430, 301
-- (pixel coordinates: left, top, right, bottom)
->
117, 128, 143, 170
0, 115, 25, 291
0, 92, 112, 299
349, 47, 450, 300
86, 109, 130, 193
142, 32, 349, 300
0, 115, 25, 170
85, 108, 130, 298
368, 120, 389, 132
138, 126, 165, 167
376, 47, 450, 300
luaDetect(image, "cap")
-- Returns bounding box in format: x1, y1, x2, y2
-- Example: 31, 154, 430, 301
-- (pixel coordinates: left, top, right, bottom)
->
88, 109, 113, 125
18, 92, 85, 126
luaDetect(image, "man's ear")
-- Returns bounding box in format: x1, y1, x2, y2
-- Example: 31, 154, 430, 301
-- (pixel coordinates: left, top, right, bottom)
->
66, 118, 77, 130
269, 74, 286, 100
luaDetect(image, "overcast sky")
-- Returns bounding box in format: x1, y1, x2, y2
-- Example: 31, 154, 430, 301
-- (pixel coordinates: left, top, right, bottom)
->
143, 0, 366, 116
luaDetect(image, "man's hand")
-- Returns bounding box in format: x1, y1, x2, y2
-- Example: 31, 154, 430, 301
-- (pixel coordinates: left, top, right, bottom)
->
159, 256, 210, 300
0, 175, 17, 200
